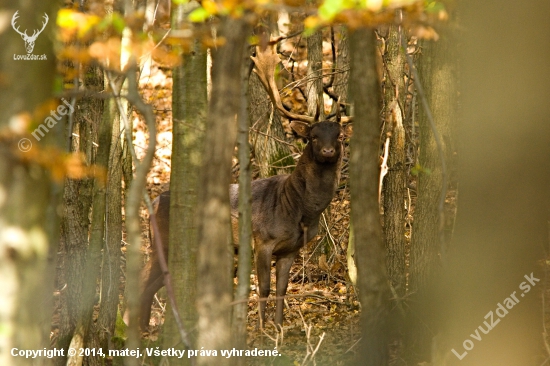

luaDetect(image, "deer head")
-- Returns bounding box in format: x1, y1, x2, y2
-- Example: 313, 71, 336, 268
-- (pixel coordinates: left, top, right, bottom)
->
12, 11, 49, 54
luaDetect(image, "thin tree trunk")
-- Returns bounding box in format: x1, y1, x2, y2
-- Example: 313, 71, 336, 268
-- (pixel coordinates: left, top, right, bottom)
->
66, 71, 107, 366
124, 62, 157, 366
349, 27, 390, 366
307, 27, 324, 120
97, 97, 123, 352
382, 24, 406, 299
330, 26, 349, 115
231, 50, 253, 366
196, 16, 250, 366
306, 25, 325, 268
163, 2, 207, 359
90, 0, 124, 357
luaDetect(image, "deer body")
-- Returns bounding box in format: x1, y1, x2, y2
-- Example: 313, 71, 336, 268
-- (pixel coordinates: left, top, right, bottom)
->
137, 121, 344, 329
230, 121, 344, 327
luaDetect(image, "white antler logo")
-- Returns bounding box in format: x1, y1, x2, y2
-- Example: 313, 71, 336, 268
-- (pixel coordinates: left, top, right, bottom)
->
11, 11, 49, 54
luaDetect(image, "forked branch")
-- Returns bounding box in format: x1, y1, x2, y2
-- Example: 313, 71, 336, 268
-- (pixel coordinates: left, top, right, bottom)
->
251, 45, 315, 124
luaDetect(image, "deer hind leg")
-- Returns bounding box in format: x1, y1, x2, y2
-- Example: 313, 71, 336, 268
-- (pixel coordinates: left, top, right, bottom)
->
138, 257, 164, 330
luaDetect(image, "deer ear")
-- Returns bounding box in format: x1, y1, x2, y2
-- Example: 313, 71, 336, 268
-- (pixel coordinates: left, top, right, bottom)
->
290, 121, 311, 139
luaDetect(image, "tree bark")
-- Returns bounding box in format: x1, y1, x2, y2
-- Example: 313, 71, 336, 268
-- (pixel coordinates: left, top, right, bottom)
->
231, 50, 253, 366
349, 28, 390, 366
330, 26, 349, 115
405, 16, 456, 363
57, 63, 103, 366
196, 17, 250, 366
124, 62, 157, 366
0, 2, 58, 365
66, 68, 108, 366
96, 97, 123, 352
381, 24, 406, 299
163, 2, 207, 359
307, 27, 324, 120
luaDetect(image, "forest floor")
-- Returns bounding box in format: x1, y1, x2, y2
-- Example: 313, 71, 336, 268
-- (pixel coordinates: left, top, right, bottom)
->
133, 61, 363, 366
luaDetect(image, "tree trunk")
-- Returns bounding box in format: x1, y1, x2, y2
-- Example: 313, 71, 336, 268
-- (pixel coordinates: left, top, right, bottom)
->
56, 63, 103, 365
163, 2, 207, 359
307, 28, 324, 120
381, 24, 406, 299
231, 50, 253, 366
0, 2, 58, 365
196, 17, 250, 366
405, 15, 456, 363
124, 61, 157, 366
330, 26, 349, 115
96, 97, 123, 352
349, 28, 390, 366
66, 69, 107, 366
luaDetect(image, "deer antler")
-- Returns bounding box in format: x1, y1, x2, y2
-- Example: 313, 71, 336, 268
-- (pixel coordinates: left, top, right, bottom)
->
11, 11, 26, 38
251, 45, 315, 124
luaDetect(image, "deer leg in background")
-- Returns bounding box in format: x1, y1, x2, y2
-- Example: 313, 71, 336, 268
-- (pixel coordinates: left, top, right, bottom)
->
274, 252, 298, 328
255, 243, 273, 329
139, 270, 164, 329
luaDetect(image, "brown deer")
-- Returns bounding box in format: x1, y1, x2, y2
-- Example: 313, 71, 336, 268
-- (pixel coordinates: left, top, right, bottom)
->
137, 46, 348, 329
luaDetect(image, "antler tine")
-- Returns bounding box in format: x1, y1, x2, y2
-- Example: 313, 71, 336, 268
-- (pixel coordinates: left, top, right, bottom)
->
251, 45, 314, 124
314, 99, 321, 122
335, 97, 341, 123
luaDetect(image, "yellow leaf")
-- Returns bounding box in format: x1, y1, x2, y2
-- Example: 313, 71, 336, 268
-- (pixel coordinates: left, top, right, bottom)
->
365, 0, 383, 11
57, 9, 78, 29
304, 16, 320, 30
57, 9, 100, 39
202, 0, 218, 14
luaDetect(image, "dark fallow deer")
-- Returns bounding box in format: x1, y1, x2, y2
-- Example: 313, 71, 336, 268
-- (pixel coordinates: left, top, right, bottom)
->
136, 45, 348, 330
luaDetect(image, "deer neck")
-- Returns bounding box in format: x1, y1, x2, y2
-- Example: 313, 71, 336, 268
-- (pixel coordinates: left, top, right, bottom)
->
284, 145, 341, 222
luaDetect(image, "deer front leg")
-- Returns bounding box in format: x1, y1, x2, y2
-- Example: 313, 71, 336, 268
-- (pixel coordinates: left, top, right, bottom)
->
274, 251, 298, 328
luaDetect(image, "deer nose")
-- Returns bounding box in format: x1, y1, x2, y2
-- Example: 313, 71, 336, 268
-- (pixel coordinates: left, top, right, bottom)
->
322, 147, 335, 157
